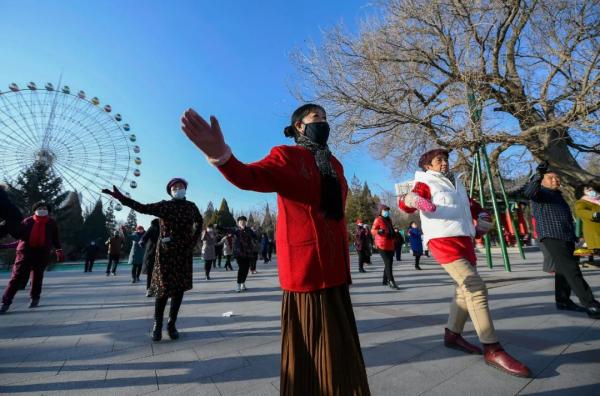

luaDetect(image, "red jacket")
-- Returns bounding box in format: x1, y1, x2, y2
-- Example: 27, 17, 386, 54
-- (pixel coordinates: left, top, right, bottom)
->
218, 145, 351, 292
371, 216, 395, 251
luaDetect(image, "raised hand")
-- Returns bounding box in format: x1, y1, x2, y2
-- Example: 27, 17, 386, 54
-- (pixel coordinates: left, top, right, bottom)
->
181, 109, 228, 159
101, 185, 125, 201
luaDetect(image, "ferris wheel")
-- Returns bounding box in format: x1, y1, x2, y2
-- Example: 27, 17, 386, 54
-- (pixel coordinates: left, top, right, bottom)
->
0, 81, 141, 211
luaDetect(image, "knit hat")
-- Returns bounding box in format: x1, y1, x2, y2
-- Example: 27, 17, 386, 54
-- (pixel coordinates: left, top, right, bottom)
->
166, 178, 188, 194
136, 225, 145, 232
32, 201, 51, 213
378, 204, 390, 212
418, 149, 450, 170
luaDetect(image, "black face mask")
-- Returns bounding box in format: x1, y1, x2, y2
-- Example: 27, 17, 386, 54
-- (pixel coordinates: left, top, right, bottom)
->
303, 122, 330, 145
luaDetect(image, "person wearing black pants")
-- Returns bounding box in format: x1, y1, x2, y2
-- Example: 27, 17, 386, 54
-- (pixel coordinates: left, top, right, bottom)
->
371, 205, 399, 290
524, 162, 600, 319
106, 254, 120, 275
154, 291, 184, 340
233, 216, 256, 292
215, 242, 223, 268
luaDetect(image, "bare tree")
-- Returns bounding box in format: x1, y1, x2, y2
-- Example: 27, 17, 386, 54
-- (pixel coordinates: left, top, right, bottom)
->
293, 0, 600, 189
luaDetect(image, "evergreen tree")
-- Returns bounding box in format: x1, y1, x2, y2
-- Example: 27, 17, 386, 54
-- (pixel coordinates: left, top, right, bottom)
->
8, 161, 68, 216
212, 198, 237, 230
57, 192, 85, 259
204, 201, 215, 226
345, 175, 378, 229
261, 203, 275, 238
81, 200, 109, 256
105, 201, 117, 235
121, 209, 137, 256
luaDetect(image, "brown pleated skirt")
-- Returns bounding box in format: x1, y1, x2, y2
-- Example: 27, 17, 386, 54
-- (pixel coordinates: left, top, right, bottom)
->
281, 284, 371, 396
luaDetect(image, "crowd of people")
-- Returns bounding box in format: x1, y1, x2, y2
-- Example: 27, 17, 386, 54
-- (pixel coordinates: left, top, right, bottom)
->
0, 102, 598, 395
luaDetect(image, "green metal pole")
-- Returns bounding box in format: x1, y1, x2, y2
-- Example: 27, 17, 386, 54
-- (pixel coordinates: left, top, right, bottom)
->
474, 150, 493, 268
480, 147, 512, 272
496, 170, 526, 259
469, 158, 477, 198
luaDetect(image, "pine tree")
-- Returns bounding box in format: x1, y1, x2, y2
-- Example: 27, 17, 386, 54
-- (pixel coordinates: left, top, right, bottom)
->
105, 201, 117, 235
57, 192, 85, 259
81, 200, 109, 255
204, 201, 215, 225
8, 161, 68, 216
212, 198, 236, 229
261, 203, 275, 238
122, 209, 138, 255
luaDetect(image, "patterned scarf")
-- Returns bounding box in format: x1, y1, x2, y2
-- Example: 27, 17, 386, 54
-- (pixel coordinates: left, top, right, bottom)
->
296, 134, 343, 220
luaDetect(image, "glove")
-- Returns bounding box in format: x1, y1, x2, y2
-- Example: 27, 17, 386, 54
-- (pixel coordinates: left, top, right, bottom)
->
403, 192, 436, 212
56, 249, 65, 262
101, 185, 126, 201
592, 212, 600, 222
475, 213, 494, 235
536, 161, 549, 176
403, 192, 419, 208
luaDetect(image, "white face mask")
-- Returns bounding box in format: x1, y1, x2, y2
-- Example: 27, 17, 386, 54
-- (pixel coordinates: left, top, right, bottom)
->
207, 227, 213, 232
171, 188, 186, 199
587, 190, 598, 198
35, 209, 48, 217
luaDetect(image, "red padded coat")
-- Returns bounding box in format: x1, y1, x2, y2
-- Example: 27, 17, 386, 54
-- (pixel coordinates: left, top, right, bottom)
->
218, 145, 351, 292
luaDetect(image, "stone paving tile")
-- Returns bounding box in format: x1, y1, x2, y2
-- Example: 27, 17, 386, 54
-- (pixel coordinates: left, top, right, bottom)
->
0, 253, 598, 395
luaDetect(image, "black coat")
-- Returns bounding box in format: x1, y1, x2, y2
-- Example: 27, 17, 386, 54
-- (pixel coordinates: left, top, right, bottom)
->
141, 221, 159, 275
0, 188, 23, 239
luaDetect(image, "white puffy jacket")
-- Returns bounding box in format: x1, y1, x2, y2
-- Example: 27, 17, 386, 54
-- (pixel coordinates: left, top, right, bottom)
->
414, 170, 475, 245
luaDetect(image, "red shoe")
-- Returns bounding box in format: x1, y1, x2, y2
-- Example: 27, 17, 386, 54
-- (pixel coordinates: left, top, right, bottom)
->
444, 328, 482, 354
483, 343, 531, 378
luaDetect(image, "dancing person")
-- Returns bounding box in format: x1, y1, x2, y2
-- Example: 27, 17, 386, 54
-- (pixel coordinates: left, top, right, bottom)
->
126, 225, 145, 283
105, 230, 123, 276
102, 178, 203, 341
261, 232, 270, 263
372, 204, 400, 290
354, 219, 370, 273
214, 228, 224, 268
84, 240, 99, 272
141, 219, 160, 297
399, 148, 531, 377
524, 162, 600, 318
0, 202, 64, 314
181, 104, 370, 395
219, 233, 234, 271
250, 227, 260, 274
232, 216, 256, 291
201, 225, 217, 280
408, 222, 424, 270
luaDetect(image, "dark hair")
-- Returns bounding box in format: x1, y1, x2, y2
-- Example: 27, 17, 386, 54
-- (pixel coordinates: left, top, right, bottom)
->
418, 149, 450, 171
575, 184, 590, 199
32, 201, 51, 213
151, 218, 160, 227
237, 216, 247, 222
283, 104, 326, 138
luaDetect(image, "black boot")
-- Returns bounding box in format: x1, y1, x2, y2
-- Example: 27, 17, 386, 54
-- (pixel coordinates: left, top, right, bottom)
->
0, 304, 10, 314
29, 299, 39, 308
168, 292, 184, 340
152, 296, 168, 342
388, 280, 400, 290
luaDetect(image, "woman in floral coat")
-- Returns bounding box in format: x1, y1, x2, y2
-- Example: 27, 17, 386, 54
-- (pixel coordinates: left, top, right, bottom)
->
103, 178, 203, 341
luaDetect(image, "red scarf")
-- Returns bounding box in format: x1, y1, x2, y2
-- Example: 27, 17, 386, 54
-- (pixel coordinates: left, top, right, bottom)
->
29, 215, 49, 248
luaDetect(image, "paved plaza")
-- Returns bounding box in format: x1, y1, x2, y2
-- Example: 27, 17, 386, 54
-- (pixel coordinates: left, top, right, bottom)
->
0, 251, 599, 395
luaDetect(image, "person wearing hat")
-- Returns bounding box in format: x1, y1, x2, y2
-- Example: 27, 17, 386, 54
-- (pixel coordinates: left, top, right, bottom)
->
524, 162, 600, 319
372, 204, 400, 289
125, 225, 146, 283
105, 229, 124, 276
399, 148, 531, 378
354, 219, 370, 273
0, 201, 64, 314
102, 178, 203, 341
230, 215, 257, 291
181, 104, 370, 395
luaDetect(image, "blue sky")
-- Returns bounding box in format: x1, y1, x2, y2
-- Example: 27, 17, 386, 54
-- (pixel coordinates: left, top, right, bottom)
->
0, 0, 404, 225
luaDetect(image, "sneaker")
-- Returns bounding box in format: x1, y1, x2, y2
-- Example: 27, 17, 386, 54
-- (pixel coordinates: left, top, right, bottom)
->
556, 300, 586, 312
106, 272, 110, 277
0, 304, 10, 314
241, 283, 247, 292
585, 301, 600, 319
236, 284, 242, 293
29, 299, 39, 308
132, 279, 137, 284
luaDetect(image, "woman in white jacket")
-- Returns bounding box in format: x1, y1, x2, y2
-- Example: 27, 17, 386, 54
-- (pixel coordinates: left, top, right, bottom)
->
399, 149, 530, 378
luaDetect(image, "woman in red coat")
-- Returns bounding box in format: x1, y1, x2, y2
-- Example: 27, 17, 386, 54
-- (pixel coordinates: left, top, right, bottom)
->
0, 201, 64, 314
371, 204, 400, 290
181, 104, 370, 395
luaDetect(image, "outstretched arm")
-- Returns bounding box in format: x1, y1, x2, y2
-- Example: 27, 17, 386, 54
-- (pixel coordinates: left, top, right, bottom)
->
102, 186, 169, 218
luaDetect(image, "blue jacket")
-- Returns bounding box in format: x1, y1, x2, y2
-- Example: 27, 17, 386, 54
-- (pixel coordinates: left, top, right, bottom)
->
408, 227, 423, 255
127, 232, 145, 265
